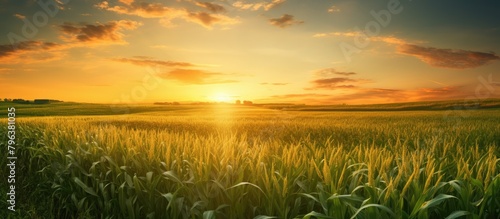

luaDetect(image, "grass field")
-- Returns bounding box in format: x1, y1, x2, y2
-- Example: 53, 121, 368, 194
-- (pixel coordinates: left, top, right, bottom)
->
1, 101, 499, 218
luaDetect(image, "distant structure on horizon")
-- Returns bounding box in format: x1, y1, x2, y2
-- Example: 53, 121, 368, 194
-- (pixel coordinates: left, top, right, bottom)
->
234, 100, 253, 105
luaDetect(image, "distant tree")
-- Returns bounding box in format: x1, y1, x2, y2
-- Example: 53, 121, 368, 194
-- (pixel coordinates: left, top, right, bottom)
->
34, 99, 50, 104
235, 100, 241, 105
13, 99, 28, 103
243, 100, 253, 105
4, 98, 11, 102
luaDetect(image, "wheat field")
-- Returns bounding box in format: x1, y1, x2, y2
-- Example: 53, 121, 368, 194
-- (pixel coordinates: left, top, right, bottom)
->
1, 104, 499, 218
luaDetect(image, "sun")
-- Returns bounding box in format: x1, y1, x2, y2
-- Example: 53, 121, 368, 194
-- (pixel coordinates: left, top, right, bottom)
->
211, 93, 233, 103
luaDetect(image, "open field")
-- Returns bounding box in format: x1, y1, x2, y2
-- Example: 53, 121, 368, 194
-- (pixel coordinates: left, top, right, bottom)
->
1, 102, 500, 218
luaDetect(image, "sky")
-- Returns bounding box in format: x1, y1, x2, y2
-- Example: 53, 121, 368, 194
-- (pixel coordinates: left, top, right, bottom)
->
0, 0, 500, 104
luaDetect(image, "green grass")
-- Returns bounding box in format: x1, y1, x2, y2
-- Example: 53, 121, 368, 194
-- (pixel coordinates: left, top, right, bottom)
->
0, 102, 499, 218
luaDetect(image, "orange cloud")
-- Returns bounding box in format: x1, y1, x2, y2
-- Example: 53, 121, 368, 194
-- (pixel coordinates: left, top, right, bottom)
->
314, 31, 408, 45
232, 0, 285, 11
195, 2, 226, 13
308, 68, 369, 90
269, 14, 303, 28
113, 56, 238, 84
266, 86, 473, 105
96, 1, 179, 18
310, 77, 359, 89
397, 44, 500, 69
327, 5, 340, 13
0, 41, 66, 64
186, 12, 240, 29
0, 68, 14, 73
160, 69, 238, 84
59, 20, 141, 45
96, 0, 239, 29
314, 68, 356, 77
315, 32, 499, 69
112, 57, 194, 67
13, 13, 26, 20
261, 82, 288, 85
0, 20, 140, 64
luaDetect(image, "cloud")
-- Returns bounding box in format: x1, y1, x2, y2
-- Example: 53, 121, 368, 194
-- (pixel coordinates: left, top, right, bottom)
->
261, 82, 288, 85
96, 0, 239, 29
96, 1, 180, 18
160, 68, 238, 84
112, 57, 194, 67
327, 5, 340, 13
314, 31, 408, 45
195, 2, 226, 13
13, 13, 25, 20
119, 0, 134, 5
312, 33, 327, 38
0, 20, 141, 64
112, 56, 238, 84
310, 77, 360, 89
329, 86, 470, 104
0, 68, 14, 73
265, 86, 472, 105
314, 68, 356, 77
232, 0, 285, 11
0, 41, 66, 64
59, 20, 141, 45
186, 12, 239, 28
269, 14, 303, 28
308, 68, 367, 90
397, 44, 500, 69
315, 31, 499, 69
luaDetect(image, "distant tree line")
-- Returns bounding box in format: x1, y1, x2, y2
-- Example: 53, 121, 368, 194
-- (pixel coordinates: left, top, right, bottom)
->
0, 98, 62, 104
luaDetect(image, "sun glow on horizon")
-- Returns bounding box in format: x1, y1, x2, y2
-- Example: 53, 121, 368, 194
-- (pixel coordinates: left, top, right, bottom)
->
210, 93, 234, 103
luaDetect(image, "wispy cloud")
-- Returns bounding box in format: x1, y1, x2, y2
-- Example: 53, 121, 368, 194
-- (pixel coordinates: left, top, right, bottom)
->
261, 82, 288, 85
185, 12, 239, 29
0, 19, 140, 64
309, 77, 361, 90
0, 41, 66, 63
0, 68, 14, 73
59, 20, 141, 45
269, 14, 303, 28
160, 69, 238, 84
314, 31, 499, 69
232, 0, 285, 11
308, 68, 367, 90
195, 1, 226, 13
314, 31, 407, 45
397, 44, 500, 69
112, 56, 238, 84
267, 86, 472, 104
314, 68, 356, 77
13, 13, 25, 20
112, 57, 194, 67
96, 0, 239, 29
327, 5, 340, 13
95, 1, 179, 18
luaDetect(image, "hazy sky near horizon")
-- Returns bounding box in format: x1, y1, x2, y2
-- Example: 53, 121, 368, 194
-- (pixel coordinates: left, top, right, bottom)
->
1, 0, 500, 104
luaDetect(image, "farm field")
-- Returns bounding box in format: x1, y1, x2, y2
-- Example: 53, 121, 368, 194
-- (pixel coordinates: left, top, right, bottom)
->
1, 102, 500, 218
